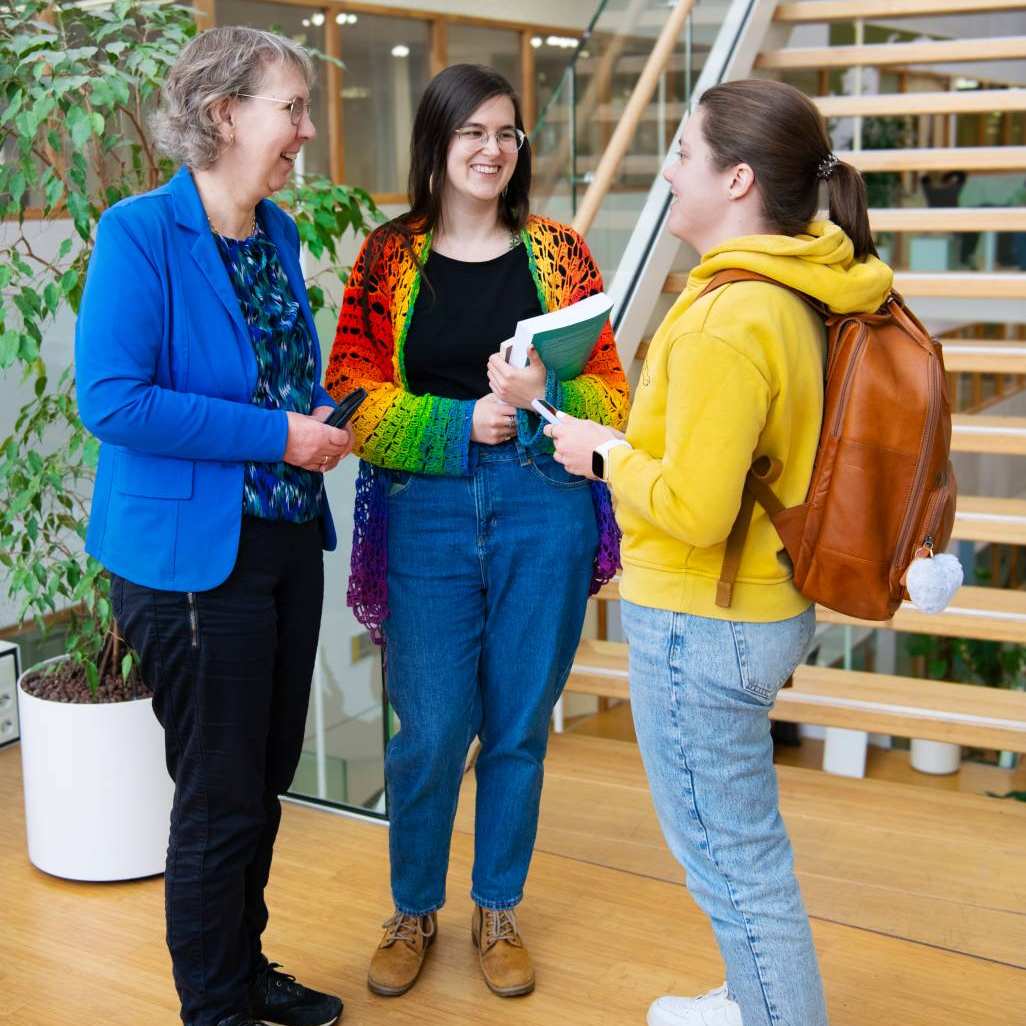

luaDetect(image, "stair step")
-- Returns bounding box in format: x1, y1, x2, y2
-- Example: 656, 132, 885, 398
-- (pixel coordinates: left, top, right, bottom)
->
952, 496, 1026, 545
636, 336, 1026, 373
756, 36, 1026, 70
815, 88, 1026, 119
939, 339, 1026, 374
953, 414, 1026, 455
567, 640, 1026, 750
592, 581, 1026, 643
776, 0, 1026, 22
816, 584, 1026, 643
868, 208, 1026, 232
896, 273, 1026, 299
661, 270, 1026, 299
842, 145, 1026, 173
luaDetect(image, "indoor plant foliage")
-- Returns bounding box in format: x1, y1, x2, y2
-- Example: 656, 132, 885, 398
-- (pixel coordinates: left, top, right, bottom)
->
1, 0, 381, 704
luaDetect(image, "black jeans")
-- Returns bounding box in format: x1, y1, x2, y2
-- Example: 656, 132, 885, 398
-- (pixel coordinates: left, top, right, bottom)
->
112, 516, 324, 1026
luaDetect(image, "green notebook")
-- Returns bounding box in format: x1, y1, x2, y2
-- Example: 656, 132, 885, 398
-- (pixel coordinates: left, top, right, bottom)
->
499, 292, 613, 381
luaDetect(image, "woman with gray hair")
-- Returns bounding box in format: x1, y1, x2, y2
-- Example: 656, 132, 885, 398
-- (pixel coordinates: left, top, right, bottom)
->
75, 26, 349, 1026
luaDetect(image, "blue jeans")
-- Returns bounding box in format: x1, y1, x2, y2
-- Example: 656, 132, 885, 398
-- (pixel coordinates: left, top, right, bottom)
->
383, 441, 597, 914
621, 599, 827, 1026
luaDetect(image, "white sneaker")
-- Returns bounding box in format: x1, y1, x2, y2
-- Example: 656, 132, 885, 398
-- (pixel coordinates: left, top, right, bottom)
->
646, 984, 743, 1026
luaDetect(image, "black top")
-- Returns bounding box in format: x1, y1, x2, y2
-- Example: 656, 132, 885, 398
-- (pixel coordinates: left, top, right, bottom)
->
404, 243, 543, 401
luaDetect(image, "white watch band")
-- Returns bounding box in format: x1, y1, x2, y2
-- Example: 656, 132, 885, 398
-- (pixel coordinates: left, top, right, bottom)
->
594, 439, 631, 481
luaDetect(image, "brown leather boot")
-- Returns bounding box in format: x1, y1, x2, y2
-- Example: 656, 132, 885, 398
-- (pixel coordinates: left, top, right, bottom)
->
367, 910, 437, 996
471, 905, 535, 997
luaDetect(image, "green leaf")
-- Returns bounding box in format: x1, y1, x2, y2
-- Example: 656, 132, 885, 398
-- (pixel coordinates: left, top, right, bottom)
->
0, 331, 18, 369
67, 106, 93, 149
121, 653, 133, 680
18, 334, 39, 363
9, 171, 26, 205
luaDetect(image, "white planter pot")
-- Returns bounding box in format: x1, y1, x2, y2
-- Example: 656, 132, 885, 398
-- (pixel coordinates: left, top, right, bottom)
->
910, 737, 962, 776
18, 658, 174, 881
822, 726, 868, 778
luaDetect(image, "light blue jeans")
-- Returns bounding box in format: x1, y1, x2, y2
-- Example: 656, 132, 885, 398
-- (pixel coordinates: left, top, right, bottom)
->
621, 599, 827, 1026
383, 441, 597, 915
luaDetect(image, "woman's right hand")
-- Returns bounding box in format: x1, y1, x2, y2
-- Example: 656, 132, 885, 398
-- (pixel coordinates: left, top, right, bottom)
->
472, 394, 518, 445
284, 411, 352, 471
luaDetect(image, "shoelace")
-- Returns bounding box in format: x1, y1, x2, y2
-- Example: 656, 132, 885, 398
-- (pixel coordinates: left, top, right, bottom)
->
382, 911, 435, 947
263, 963, 303, 998
483, 908, 522, 948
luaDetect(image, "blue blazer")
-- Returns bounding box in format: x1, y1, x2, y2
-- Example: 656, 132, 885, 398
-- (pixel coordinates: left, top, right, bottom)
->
76, 166, 337, 592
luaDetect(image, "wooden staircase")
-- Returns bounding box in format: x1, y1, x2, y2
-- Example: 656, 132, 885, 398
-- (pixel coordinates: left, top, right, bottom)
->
570, 0, 1026, 777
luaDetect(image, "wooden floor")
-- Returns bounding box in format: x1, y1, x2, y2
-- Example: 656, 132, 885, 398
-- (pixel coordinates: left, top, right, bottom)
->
2, 737, 1025, 1026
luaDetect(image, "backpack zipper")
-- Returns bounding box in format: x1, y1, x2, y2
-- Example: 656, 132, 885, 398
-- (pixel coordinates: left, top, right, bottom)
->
892, 361, 942, 578
831, 324, 868, 436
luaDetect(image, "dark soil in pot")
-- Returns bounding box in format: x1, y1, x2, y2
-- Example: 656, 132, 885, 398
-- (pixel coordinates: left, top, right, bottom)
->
21, 660, 151, 704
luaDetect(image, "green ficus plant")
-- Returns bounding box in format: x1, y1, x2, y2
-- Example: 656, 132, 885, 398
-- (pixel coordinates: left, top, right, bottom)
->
0, 0, 381, 697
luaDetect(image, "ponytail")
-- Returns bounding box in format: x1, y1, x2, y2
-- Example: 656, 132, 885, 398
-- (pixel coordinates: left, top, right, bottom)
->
826, 160, 877, 261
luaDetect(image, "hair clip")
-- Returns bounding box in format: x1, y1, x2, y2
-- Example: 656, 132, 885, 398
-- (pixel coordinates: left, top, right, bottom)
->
816, 153, 839, 181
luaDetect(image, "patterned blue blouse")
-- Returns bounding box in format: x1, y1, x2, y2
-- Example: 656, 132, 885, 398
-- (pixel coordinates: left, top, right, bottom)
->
214, 227, 324, 524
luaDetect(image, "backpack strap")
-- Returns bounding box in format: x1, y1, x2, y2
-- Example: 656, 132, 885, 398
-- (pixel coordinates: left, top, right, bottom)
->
716, 455, 784, 608
698, 268, 830, 318
699, 269, 822, 609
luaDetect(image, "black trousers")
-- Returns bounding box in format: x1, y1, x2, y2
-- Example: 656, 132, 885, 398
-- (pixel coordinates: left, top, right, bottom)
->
112, 516, 324, 1026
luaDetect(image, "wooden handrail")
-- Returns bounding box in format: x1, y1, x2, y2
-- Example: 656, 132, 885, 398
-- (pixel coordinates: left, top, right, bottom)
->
572, 0, 696, 237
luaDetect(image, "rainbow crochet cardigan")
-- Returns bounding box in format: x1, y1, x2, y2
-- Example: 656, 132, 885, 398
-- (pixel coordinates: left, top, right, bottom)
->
325, 214, 629, 640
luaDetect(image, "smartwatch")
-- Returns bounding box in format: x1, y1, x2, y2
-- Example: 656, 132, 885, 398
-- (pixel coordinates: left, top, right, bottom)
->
592, 439, 631, 481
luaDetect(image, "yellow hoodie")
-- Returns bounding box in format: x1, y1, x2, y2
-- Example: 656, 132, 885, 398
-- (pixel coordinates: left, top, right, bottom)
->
607, 221, 894, 622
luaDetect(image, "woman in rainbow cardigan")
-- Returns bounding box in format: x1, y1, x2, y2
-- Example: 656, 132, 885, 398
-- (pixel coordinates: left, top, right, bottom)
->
325, 64, 627, 1000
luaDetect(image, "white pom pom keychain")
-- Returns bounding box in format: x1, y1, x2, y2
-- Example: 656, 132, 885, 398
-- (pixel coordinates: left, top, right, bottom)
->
905, 536, 963, 614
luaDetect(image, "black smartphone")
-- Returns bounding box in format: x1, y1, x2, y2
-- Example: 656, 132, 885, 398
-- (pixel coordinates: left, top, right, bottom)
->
325, 387, 367, 429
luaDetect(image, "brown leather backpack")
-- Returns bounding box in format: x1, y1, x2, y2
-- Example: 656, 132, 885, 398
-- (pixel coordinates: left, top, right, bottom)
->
703, 270, 956, 622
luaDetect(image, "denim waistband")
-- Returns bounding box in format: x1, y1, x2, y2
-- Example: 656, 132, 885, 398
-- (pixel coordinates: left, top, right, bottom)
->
473, 439, 524, 464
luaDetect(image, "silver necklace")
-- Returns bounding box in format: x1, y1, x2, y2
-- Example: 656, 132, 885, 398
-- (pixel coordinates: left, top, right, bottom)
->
209, 212, 257, 241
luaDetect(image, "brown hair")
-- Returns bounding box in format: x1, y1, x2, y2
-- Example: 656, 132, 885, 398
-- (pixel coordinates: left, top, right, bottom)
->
697, 79, 876, 260
359, 63, 531, 329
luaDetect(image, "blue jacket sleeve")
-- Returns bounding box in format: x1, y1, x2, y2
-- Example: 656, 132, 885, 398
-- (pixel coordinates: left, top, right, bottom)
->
75, 208, 289, 462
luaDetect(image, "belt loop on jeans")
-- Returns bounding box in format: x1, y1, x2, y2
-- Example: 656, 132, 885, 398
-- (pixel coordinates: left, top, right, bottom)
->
515, 433, 530, 467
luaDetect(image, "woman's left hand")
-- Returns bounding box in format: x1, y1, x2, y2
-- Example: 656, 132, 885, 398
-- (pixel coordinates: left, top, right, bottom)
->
486, 347, 547, 410
544, 414, 621, 480
312, 405, 355, 472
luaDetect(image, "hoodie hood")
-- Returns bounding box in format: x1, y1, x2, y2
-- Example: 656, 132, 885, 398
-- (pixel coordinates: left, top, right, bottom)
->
681, 220, 893, 316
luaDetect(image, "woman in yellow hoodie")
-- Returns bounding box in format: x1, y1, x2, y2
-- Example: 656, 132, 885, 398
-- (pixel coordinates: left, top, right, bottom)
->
547, 80, 893, 1026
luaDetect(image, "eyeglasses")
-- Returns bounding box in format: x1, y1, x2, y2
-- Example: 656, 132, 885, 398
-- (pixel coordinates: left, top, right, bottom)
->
238, 93, 309, 127
453, 127, 526, 153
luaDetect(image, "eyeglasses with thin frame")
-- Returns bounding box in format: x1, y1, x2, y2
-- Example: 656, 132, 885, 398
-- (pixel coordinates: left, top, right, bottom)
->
238, 93, 309, 127
453, 126, 526, 153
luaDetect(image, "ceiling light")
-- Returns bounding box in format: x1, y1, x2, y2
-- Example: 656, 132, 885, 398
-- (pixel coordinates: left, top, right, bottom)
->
531, 36, 542, 48
391, 44, 410, 58
310, 11, 325, 26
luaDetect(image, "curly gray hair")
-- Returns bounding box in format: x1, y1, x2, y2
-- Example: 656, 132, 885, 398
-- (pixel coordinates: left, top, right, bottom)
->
152, 26, 314, 170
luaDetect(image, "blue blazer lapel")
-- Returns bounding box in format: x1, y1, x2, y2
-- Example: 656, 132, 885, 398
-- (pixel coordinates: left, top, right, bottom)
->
169, 167, 251, 352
